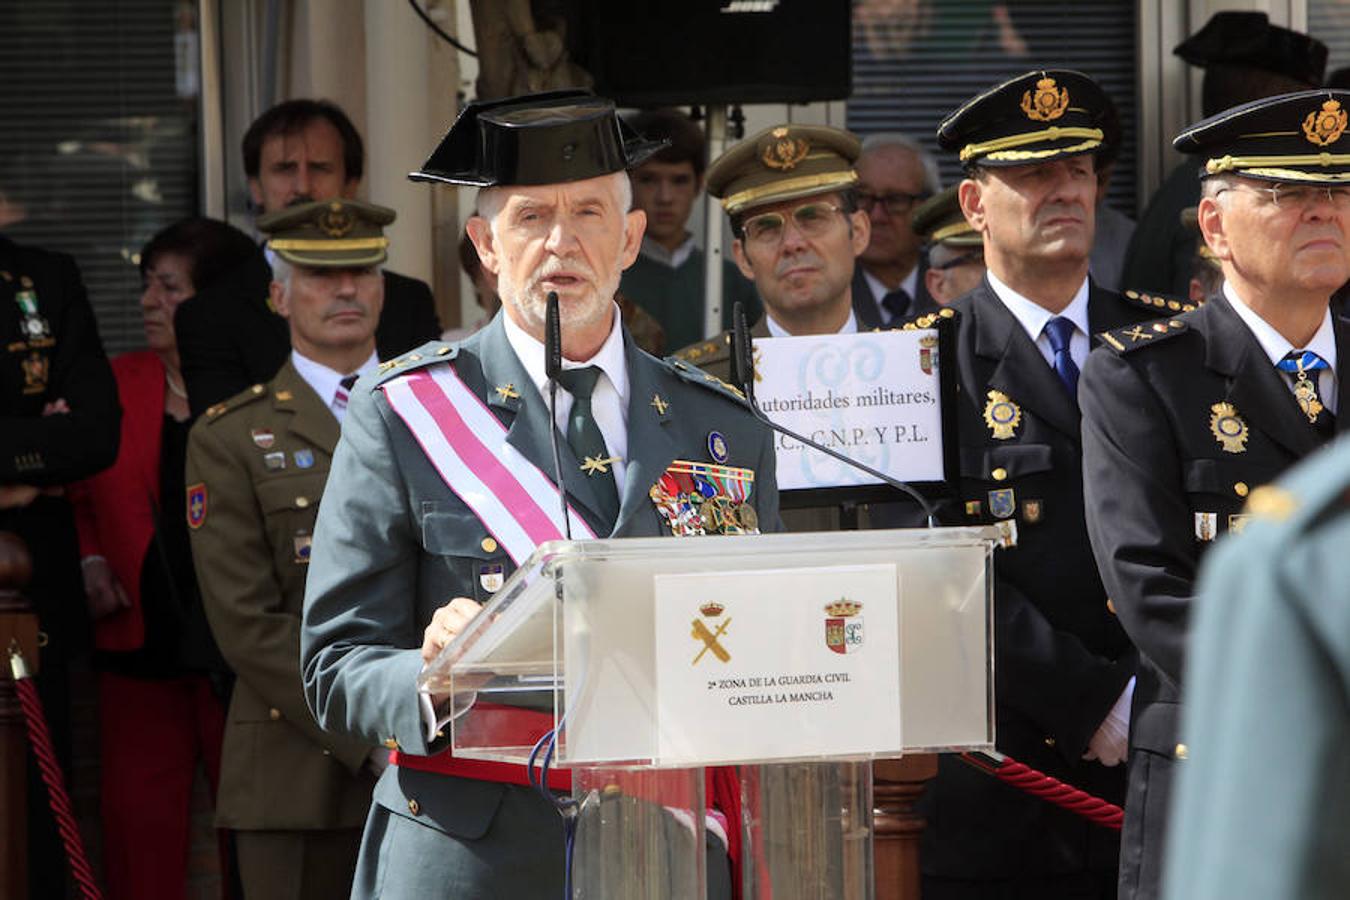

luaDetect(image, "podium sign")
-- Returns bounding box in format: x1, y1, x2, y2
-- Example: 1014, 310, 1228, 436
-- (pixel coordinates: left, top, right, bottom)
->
652, 563, 902, 765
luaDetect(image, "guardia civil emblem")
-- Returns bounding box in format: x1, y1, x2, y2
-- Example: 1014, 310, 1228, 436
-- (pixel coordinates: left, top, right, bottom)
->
824, 599, 864, 655
691, 601, 731, 665
1209, 402, 1249, 454
1303, 99, 1348, 147
983, 390, 1021, 440
479, 563, 504, 593
1020, 76, 1069, 122
761, 127, 810, 171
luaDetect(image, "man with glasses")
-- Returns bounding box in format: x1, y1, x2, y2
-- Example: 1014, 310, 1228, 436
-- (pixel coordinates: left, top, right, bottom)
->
1080, 89, 1350, 900
901, 69, 1168, 900
910, 185, 985, 306
852, 133, 942, 327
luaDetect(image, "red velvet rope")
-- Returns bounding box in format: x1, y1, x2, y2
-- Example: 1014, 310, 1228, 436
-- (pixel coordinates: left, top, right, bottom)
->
960, 752, 1124, 830
13, 663, 104, 900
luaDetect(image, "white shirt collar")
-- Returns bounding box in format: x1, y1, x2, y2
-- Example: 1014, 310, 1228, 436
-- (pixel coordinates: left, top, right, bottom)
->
1222, 282, 1337, 370
501, 304, 630, 409
638, 234, 697, 270
765, 308, 858, 338
862, 266, 920, 322
290, 348, 378, 410
986, 269, 1091, 344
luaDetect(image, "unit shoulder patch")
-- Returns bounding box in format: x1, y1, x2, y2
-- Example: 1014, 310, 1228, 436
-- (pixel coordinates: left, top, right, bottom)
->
1097, 318, 1190, 354
1121, 288, 1199, 316
204, 383, 267, 424
898, 307, 960, 332
666, 357, 748, 404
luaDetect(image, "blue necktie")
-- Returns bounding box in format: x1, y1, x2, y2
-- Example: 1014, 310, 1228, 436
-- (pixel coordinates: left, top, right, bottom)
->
1275, 350, 1331, 425
1043, 316, 1080, 397
881, 287, 912, 324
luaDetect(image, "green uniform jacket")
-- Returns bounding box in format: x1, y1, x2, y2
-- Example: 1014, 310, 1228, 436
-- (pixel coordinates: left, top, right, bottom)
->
1164, 442, 1350, 900
299, 313, 780, 898
186, 359, 375, 830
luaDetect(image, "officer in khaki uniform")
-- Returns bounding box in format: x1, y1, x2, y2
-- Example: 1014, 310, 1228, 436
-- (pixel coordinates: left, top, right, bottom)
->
186, 199, 397, 898
910, 185, 986, 306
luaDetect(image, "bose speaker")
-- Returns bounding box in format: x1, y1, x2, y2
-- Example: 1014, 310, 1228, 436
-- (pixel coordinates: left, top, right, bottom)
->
567, 0, 851, 107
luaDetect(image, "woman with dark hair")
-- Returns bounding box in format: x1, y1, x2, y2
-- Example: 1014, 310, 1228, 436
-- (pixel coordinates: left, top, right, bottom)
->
70, 216, 255, 899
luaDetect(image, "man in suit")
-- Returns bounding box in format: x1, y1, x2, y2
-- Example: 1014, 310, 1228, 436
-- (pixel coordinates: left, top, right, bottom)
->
903, 69, 1178, 900
851, 133, 941, 328
1080, 89, 1350, 900
300, 91, 780, 899
1162, 445, 1350, 900
175, 98, 440, 418
0, 234, 120, 899
185, 199, 396, 898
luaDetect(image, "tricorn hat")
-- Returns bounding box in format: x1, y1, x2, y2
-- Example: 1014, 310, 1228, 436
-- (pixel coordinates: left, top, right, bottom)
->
1174, 12, 1327, 88
410, 90, 667, 188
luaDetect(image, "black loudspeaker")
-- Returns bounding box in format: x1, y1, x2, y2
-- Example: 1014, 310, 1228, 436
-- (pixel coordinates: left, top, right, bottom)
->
567, 0, 851, 107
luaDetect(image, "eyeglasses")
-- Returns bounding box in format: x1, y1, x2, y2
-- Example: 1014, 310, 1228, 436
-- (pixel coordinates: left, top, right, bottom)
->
856, 190, 928, 217
1217, 182, 1350, 210
741, 202, 846, 245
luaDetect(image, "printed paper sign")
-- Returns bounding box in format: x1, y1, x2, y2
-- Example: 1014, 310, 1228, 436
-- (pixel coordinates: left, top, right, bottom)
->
653, 563, 901, 765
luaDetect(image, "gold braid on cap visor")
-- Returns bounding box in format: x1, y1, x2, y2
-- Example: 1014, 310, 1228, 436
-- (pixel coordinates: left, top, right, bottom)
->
268, 237, 391, 250
1205, 152, 1350, 180
930, 221, 977, 243
721, 171, 859, 215
959, 126, 1104, 162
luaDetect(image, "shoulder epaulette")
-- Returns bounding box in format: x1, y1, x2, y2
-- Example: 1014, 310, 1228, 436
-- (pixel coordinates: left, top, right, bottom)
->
898, 307, 960, 331
667, 357, 748, 404
672, 332, 732, 366
373, 341, 458, 387
204, 383, 268, 424
1097, 317, 1190, 354
1121, 288, 1200, 316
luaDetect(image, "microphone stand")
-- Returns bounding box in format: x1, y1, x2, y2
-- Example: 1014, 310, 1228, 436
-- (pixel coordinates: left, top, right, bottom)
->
730, 303, 939, 528
544, 292, 572, 540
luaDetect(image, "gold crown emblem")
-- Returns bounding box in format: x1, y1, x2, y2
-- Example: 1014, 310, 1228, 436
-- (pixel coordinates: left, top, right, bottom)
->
1302, 99, 1347, 147
320, 201, 355, 237
824, 598, 862, 617
919, 335, 938, 348
762, 127, 810, 171
1021, 76, 1069, 123
699, 601, 726, 617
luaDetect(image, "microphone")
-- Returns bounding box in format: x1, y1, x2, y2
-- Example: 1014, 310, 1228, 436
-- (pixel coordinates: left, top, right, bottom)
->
544, 291, 572, 539
730, 302, 938, 527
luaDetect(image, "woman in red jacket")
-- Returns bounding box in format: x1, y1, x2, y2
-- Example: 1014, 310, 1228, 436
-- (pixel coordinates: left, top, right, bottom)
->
71, 218, 255, 900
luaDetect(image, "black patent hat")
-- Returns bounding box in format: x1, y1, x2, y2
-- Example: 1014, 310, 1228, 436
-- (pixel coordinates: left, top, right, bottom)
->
410, 90, 667, 188
1174, 11, 1327, 87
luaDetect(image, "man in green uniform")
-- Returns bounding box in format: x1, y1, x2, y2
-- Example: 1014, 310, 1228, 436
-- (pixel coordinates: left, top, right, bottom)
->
910, 185, 986, 306
186, 199, 396, 899
1163, 446, 1350, 900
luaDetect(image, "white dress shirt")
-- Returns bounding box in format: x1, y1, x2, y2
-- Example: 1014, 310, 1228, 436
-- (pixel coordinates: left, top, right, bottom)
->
290, 349, 379, 423
502, 304, 631, 488
986, 270, 1092, 372
765, 308, 859, 338
1224, 282, 1339, 414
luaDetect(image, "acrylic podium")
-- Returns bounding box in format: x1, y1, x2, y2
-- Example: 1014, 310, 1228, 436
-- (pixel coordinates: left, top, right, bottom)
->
420, 527, 996, 899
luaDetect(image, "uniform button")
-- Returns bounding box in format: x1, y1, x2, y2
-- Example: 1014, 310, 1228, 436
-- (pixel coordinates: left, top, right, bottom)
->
295, 496, 310, 509
436, 346, 451, 356
1106, 598, 1117, 615
251, 384, 264, 395
322, 749, 332, 756
436, 729, 445, 739
991, 467, 1008, 482
383, 737, 398, 750
1234, 482, 1249, 498
1043, 736, 1056, 748
481, 537, 498, 553
408, 798, 421, 816
1175, 743, 1189, 760
269, 708, 281, 720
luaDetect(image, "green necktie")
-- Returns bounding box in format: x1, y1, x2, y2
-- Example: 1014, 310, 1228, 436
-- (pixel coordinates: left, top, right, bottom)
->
556, 366, 620, 525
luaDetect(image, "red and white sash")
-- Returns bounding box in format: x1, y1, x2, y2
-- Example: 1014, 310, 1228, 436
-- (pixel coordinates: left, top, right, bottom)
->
382, 364, 597, 564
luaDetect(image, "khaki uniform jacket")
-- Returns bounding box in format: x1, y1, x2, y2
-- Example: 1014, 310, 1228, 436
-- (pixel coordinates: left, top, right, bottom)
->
187, 359, 375, 830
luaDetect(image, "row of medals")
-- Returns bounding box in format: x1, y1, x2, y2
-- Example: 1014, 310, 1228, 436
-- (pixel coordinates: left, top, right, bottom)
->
650, 461, 758, 537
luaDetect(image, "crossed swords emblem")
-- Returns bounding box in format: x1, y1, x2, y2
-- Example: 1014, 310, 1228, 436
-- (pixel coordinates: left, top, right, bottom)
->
691, 617, 731, 664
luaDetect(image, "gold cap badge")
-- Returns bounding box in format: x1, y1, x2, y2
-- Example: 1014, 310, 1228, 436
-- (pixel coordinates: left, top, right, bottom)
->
761, 127, 811, 171
1303, 99, 1347, 147
1021, 77, 1069, 123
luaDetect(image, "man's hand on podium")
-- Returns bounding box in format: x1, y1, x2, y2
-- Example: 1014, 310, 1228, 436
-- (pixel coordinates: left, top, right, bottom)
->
421, 596, 484, 664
